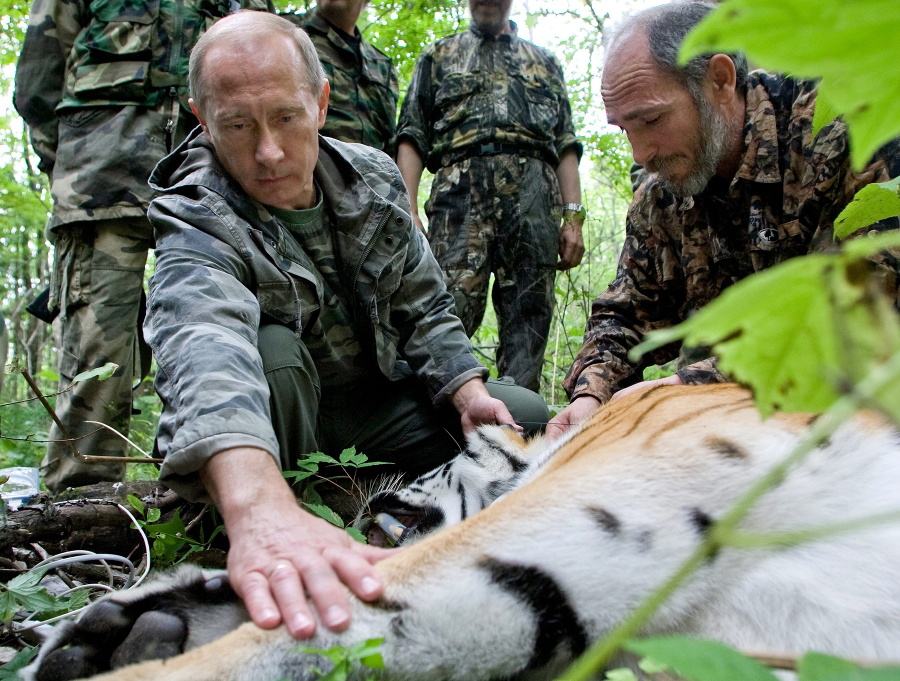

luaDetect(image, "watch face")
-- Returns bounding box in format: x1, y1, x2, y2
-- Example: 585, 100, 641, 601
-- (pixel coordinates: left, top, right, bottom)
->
563, 204, 586, 220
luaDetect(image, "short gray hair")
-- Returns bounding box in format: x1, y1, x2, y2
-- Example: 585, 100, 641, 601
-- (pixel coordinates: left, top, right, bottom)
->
189, 10, 326, 113
606, 2, 749, 102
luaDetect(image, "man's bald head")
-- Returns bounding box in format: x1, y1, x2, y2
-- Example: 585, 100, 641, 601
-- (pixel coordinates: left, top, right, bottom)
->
604, 1, 748, 103
189, 11, 326, 115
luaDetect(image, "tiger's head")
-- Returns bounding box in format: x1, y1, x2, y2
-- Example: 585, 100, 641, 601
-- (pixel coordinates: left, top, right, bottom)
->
355, 424, 540, 547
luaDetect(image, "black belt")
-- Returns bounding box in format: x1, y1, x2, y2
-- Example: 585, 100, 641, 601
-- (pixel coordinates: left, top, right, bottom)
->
440, 142, 554, 168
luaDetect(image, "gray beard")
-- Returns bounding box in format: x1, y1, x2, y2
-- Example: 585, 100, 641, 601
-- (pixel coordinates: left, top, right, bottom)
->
649, 95, 730, 197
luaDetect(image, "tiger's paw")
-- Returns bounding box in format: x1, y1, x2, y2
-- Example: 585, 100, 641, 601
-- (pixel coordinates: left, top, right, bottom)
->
23, 567, 246, 681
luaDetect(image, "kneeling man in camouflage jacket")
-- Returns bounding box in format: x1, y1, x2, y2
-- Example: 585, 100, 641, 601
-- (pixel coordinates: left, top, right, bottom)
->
144, 11, 545, 644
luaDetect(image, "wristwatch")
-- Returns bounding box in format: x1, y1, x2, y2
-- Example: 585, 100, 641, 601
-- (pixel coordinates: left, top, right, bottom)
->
562, 202, 587, 221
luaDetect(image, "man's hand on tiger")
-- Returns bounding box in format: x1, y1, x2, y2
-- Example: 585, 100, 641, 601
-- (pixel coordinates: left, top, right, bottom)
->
201, 447, 397, 639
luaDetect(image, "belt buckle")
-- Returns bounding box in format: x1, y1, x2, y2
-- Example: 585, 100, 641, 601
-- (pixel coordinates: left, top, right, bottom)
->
479, 142, 502, 155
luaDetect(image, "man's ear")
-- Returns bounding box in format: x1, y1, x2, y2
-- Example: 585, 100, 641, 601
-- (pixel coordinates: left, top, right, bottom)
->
188, 97, 209, 132
706, 54, 737, 104
317, 81, 330, 130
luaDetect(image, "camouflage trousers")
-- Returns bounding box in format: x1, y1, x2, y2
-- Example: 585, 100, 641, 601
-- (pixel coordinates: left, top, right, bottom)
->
425, 154, 561, 393
44, 217, 152, 492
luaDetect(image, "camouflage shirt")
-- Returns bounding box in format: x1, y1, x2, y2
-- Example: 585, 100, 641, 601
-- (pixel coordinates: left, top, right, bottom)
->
145, 132, 487, 500
14, 0, 272, 231
284, 7, 399, 155
397, 21, 581, 172
564, 71, 900, 404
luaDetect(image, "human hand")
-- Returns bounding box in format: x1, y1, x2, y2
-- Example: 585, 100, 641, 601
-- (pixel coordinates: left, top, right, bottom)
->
545, 395, 601, 440
450, 377, 518, 434
202, 448, 397, 639
557, 220, 584, 270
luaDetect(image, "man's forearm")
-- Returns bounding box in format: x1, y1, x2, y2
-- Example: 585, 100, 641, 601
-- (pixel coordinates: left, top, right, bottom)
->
555, 147, 582, 206
397, 141, 425, 222
200, 446, 295, 523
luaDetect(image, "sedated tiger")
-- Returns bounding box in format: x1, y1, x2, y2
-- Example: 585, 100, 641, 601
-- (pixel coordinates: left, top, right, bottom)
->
23, 384, 900, 681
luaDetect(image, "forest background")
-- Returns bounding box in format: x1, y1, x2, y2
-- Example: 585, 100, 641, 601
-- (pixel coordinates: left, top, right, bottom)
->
0, 0, 643, 474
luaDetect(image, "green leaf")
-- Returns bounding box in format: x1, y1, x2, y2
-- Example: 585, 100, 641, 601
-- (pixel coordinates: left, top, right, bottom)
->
632, 255, 842, 415
283, 469, 319, 483
345, 526, 367, 543
625, 637, 779, 681
72, 362, 119, 383
631, 245, 900, 417
338, 447, 359, 465
811, 80, 840, 137
0, 647, 38, 681
834, 178, 900, 240
679, 0, 900, 167
126, 493, 145, 516
304, 503, 344, 528
604, 669, 639, 681
146, 507, 162, 523
798, 652, 900, 681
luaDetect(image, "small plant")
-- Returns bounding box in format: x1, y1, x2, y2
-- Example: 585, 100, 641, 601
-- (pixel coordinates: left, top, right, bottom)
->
301, 637, 385, 681
0, 647, 38, 681
283, 447, 388, 543
0, 568, 89, 624
126, 494, 224, 568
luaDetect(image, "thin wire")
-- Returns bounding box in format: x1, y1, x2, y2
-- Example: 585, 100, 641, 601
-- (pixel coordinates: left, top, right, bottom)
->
9, 498, 153, 635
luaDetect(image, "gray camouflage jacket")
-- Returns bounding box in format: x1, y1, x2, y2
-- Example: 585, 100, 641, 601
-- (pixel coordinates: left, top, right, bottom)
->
146, 130, 486, 500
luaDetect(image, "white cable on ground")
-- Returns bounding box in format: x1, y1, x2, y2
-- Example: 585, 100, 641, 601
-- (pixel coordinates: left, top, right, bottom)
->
9, 498, 153, 635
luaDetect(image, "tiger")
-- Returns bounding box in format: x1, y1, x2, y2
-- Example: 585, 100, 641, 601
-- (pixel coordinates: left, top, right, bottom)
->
22, 384, 900, 681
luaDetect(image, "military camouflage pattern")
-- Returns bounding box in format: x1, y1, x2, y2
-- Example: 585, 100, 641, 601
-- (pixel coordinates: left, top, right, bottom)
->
145, 132, 487, 501
397, 22, 580, 173
398, 21, 580, 392
43, 218, 152, 490
284, 7, 399, 155
15, 0, 272, 226
564, 72, 900, 404
14, 0, 272, 491
426, 154, 561, 392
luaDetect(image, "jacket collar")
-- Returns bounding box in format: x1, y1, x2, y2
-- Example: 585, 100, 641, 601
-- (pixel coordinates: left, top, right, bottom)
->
733, 78, 783, 185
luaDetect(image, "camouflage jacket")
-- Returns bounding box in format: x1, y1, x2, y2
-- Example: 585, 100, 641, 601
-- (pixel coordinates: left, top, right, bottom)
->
14, 0, 272, 231
564, 71, 900, 404
397, 22, 581, 172
284, 7, 399, 155
145, 133, 487, 500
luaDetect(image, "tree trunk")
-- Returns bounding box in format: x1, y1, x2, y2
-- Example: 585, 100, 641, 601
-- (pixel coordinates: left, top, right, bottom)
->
0, 481, 195, 560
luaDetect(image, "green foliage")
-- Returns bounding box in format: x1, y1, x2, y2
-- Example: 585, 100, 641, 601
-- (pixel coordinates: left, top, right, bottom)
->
284, 448, 388, 542
680, 0, 900, 168
302, 637, 385, 681
632, 233, 900, 417
71, 362, 118, 383
619, 638, 900, 681
625, 637, 779, 681
834, 177, 900, 240
0, 647, 38, 681
799, 653, 900, 681
0, 568, 89, 622
126, 494, 224, 568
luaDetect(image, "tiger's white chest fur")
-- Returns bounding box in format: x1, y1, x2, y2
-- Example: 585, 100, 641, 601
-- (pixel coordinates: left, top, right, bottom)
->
25, 385, 900, 681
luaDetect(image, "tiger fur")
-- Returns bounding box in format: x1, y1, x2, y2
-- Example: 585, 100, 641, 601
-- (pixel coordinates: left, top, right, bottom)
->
23, 384, 900, 681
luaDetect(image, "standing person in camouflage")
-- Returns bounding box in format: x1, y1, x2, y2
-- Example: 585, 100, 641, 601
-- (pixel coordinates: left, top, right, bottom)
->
547, 1, 900, 439
396, 0, 585, 394
14, 0, 273, 492
283, 0, 398, 154
141, 12, 547, 644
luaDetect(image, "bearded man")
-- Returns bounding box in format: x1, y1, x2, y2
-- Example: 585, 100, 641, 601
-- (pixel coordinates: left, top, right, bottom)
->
547, 0, 900, 437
